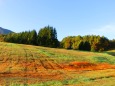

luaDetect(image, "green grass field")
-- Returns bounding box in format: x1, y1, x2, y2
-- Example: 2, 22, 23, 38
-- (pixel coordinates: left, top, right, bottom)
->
0, 42, 115, 86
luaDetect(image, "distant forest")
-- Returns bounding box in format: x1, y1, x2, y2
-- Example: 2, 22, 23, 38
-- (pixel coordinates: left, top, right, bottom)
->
0, 25, 115, 52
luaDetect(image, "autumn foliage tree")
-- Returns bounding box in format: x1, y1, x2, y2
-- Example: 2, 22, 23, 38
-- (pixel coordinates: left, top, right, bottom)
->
61, 35, 109, 52
61, 36, 73, 49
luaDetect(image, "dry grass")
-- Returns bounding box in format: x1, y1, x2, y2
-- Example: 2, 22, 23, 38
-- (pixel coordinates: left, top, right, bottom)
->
0, 42, 115, 86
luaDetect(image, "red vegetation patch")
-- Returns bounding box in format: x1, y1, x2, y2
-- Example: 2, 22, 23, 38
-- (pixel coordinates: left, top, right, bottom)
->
0, 60, 115, 78
64, 61, 115, 71
70, 62, 96, 67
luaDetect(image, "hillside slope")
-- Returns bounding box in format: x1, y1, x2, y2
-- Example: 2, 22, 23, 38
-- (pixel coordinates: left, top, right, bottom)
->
0, 42, 115, 85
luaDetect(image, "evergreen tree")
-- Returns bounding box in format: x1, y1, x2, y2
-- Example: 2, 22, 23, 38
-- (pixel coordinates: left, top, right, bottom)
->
37, 26, 59, 47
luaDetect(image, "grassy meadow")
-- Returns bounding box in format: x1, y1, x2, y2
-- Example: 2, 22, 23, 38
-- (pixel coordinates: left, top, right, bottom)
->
0, 42, 115, 86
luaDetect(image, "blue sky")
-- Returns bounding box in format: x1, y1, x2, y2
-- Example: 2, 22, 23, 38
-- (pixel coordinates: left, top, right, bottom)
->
0, 0, 115, 40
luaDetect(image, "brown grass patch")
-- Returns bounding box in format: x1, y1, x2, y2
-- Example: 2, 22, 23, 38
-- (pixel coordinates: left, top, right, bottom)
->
0, 60, 115, 78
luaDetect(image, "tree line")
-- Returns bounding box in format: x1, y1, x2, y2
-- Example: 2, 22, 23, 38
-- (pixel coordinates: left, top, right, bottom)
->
61, 35, 110, 52
4, 26, 59, 48
1, 25, 115, 52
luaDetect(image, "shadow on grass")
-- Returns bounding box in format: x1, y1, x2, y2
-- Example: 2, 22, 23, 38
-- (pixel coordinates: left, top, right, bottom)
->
106, 52, 115, 56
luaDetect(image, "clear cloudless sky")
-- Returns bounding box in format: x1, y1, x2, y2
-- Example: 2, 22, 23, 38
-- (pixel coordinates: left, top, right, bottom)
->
0, 0, 115, 40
